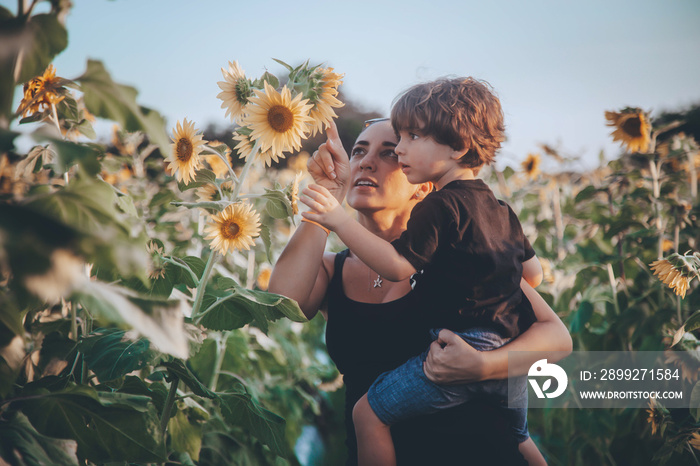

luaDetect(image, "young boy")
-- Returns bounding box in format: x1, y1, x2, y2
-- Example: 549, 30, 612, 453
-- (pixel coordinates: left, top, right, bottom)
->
300, 77, 543, 465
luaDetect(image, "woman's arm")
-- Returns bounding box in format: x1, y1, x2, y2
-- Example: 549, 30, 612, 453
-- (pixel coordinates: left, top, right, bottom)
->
268, 124, 349, 319
423, 278, 572, 384
268, 223, 332, 319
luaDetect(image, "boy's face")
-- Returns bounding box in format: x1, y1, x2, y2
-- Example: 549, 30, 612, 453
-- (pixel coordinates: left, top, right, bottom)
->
394, 128, 463, 189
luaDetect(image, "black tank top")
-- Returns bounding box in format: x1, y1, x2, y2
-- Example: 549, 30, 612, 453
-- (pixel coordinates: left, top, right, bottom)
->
325, 250, 527, 465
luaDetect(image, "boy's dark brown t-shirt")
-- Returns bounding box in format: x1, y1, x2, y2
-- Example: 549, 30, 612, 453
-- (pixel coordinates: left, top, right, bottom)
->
391, 179, 536, 338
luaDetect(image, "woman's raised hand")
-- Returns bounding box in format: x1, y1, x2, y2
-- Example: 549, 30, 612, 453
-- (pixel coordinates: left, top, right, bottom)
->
307, 121, 350, 202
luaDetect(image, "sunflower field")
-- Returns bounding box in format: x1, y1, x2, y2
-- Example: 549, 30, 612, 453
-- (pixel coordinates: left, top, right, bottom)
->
1, 2, 699, 466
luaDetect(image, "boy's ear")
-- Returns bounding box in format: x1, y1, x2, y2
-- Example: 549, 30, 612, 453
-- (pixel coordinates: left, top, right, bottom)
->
450, 149, 467, 161
414, 182, 433, 199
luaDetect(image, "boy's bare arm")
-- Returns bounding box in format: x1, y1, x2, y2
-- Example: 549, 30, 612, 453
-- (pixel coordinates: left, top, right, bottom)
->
300, 184, 417, 281
522, 255, 543, 288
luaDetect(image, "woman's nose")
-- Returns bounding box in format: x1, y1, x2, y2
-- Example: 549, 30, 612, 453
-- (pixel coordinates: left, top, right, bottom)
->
359, 151, 377, 170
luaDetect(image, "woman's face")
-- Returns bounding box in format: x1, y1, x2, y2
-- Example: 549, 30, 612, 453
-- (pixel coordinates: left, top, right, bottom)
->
346, 120, 422, 214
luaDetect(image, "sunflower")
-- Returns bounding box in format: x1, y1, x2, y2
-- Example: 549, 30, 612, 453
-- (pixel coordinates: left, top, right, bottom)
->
522, 153, 541, 179
662, 239, 674, 253
646, 399, 663, 436
256, 266, 272, 290
196, 180, 233, 202
241, 82, 313, 159
649, 256, 694, 298
664, 350, 698, 384
204, 202, 261, 254
286, 171, 304, 215
205, 141, 232, 178
17, 64, 68, 118
288, 151, 310, 173
540, 257, 555, 284
605, 109, 651, 153
167, 118, 207, 185
233, 129, 284, 167
217, 61, 251, 124
306, 67, 345, 136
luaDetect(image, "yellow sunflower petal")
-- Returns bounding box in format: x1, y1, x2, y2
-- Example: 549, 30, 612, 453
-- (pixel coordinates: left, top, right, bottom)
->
204, 202, 261, 254
522, 153, 541, 180
217, 61, 250, 124
306, 67, 345, 136
241, 82, 314, 160
605, 109, 651, 153
233, 130, 283, 167
167, 118, 207, 185
17, 64, 67, 118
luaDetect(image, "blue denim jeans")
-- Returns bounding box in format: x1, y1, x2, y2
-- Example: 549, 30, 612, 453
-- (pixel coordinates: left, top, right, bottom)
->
366, 327, 529, 442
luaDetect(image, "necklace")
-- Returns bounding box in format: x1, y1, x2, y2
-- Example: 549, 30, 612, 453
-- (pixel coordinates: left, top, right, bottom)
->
369, 267, 383, 289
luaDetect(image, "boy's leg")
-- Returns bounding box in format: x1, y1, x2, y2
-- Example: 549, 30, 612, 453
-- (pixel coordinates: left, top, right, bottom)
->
353, 394, 395, 466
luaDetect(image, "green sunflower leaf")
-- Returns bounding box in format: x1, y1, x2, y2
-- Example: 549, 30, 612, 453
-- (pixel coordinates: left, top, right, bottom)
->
77, 59, 169, 155
218, 385, 289, 458
161, 359, 217, 399
18, 384, 166, 463
195, 278, 305, 333
259, 223, 273, 264
75, 280, 189, 359
168, 409, 203, 462
671, 310, 700, 347
78, 328, 156, 382
0, 412, 79, 466
690, 381, 700, 422
262, 188, 293, 219
0, 12, 68, 120
260, 71, 279, 90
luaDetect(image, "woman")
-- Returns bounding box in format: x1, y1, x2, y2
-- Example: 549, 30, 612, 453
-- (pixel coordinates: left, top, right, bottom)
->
270, 120, 571, 465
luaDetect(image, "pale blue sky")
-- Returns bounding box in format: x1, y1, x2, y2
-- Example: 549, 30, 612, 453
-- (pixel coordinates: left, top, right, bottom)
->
19, 0, 700, 170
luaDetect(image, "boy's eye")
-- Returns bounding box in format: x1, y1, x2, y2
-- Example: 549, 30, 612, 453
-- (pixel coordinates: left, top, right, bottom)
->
409, 132, 419, 140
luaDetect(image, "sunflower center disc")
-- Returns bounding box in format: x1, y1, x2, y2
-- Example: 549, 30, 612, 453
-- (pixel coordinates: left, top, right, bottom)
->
224, 221, 240, 239
176, 138, 193, 162
621, 117, 642, 138
267, 105, 294, 133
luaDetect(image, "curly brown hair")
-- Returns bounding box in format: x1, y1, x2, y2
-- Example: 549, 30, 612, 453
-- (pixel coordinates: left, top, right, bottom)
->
391, 77, 505, 170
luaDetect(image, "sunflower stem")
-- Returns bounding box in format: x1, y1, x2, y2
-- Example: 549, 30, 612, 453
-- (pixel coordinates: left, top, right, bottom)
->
50, 103, 62, 137
689, 149, 698, 200
69, 299, 78, 340
552, 180, 565, 260
196, 293, 239, 323
232, 140, 260, 201
161, 256, 199, 287
190, 251, 217, 319
160, 374, 179, 435
209, 331, 230, 391
203, 145, 239, 184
